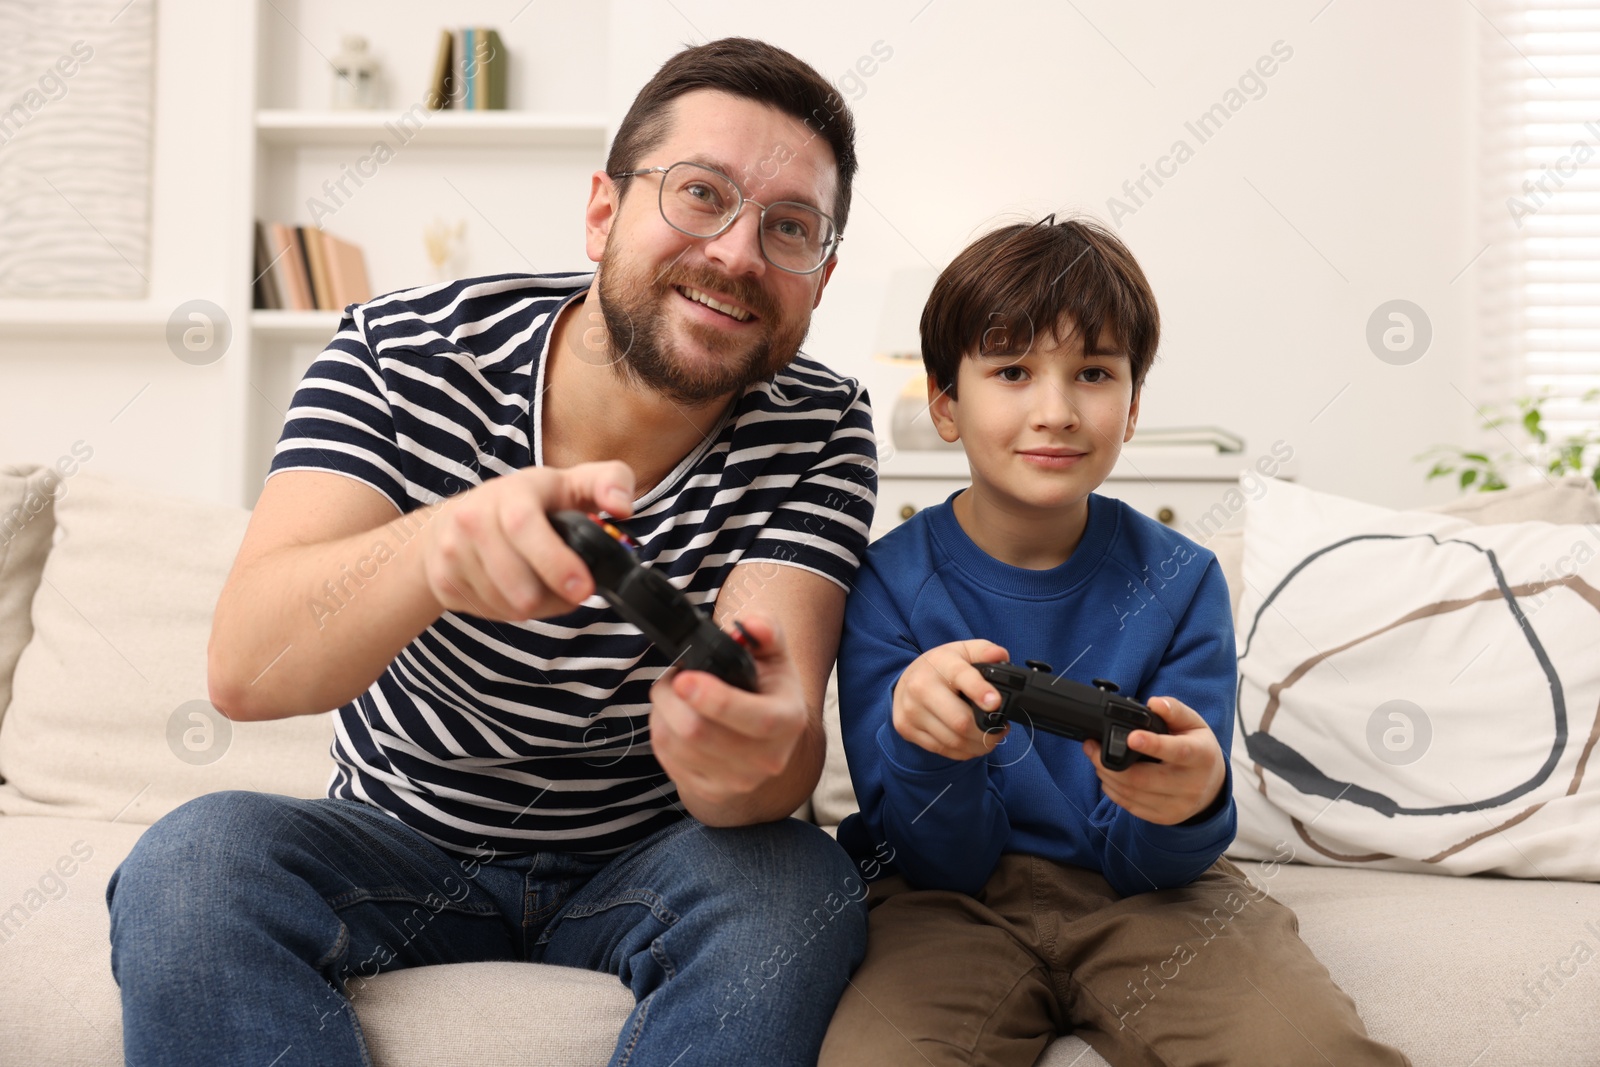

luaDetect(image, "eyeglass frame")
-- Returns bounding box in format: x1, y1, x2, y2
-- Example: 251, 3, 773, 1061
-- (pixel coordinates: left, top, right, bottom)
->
608, 161, 843, 276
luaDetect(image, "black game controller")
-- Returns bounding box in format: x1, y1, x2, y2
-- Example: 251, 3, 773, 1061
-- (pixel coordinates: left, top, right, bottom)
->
549, 511, 759, 692
965, 660, 1167, 771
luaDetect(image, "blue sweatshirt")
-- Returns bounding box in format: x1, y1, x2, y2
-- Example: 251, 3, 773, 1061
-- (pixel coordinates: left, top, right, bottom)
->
835, 491, 1238, 898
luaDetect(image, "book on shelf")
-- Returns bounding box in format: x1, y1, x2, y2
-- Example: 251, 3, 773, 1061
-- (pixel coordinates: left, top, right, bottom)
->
428, 26, 507, 110
252, 221, 372, 312
251, 223, 281, 311
302, 226, 332, 311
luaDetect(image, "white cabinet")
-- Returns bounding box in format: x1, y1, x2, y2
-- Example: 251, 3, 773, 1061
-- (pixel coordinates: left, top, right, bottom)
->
874, 447, 1291, 543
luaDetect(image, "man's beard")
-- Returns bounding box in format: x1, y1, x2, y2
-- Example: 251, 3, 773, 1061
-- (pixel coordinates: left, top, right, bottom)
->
595, 244, 811, 406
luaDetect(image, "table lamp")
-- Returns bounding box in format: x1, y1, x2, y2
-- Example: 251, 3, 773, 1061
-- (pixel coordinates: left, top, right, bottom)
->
875, 267, 959, 451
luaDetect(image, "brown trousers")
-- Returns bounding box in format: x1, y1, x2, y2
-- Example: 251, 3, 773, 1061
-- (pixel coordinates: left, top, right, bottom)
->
818, 854, 1411, 1067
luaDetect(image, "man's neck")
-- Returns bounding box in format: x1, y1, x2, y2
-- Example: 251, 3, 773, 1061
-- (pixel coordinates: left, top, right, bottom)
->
541, 288, 734, 499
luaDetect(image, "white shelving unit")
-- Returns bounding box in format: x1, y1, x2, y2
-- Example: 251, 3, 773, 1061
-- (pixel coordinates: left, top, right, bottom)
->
0, 301, 170, 337
249, 309, 344, 340
236, 0, 614, 506
256, 110, 608, 149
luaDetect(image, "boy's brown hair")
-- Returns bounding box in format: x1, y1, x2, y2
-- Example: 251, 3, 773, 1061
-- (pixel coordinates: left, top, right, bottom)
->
920, 215, 1159, 396
606, 37, 859, 232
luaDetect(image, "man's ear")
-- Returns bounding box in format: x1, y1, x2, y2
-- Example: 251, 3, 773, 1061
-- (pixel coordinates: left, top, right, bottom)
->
927, 373, 960, 443
810, 255, 839, 310
1124, 382, 1141, 442
584, 171, 619, 264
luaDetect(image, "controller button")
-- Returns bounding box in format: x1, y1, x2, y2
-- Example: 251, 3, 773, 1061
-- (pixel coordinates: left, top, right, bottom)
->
1092, 678, 1120, 693
1025, 659, 1054, 673
730, 619, 761, 650
585, 513, 636, 548
1107, 730, 1128, 763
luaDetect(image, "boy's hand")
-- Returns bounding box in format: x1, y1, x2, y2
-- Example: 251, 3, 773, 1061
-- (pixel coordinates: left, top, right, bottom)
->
1083, 696, 1226, 825
892, 640, 1010, 761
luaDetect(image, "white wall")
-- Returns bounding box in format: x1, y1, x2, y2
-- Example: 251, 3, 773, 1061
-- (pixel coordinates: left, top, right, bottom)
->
610, 0, 1482, 509
1, 0, 1481, 510
0, 0, 254, 507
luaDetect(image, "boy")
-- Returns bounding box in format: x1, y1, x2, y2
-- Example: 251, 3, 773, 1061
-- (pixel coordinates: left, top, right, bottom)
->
818, 217, 1409, 1066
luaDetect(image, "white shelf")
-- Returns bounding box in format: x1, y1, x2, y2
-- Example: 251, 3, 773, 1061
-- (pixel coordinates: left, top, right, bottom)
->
256, 109, 609, 148
0, 300, 169, 338
883, 444, 1286, 482
251, 309, 342, 340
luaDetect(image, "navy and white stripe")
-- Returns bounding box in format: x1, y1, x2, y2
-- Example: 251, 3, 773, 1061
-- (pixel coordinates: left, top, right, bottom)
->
269, 272, 878, 857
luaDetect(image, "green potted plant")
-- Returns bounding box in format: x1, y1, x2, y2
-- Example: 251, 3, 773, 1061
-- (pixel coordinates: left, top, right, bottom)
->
1418, 390, 1600, 492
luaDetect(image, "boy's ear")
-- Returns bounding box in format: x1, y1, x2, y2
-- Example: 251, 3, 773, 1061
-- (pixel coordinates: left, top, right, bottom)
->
1123, 382, 1141, 443
927, 373, 960, 443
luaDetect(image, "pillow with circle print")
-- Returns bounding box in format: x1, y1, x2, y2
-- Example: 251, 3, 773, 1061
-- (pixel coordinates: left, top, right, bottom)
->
1225, 475, 1600, 879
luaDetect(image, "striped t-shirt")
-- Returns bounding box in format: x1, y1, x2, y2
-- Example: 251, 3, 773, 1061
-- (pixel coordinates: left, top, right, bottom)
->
268, 272, 878, 857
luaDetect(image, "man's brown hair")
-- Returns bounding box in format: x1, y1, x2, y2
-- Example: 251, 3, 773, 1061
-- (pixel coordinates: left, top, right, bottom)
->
920, 215, 1160, 396
606, 37, 859, 233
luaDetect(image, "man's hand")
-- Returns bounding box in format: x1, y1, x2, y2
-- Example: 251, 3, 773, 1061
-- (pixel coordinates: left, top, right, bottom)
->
418, 460, 636, 622
649, 612, 811, 823
1083, 696, 1226, 825
892, 640, 1011, 762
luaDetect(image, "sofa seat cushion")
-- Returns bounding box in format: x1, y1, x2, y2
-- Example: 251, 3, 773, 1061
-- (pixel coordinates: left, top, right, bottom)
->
0, 816, 145, 1066
352, 962, 635, 1065
0, 815, 641, 1065
5, 813, 1591, 1066
1235, 859, 1600, 1064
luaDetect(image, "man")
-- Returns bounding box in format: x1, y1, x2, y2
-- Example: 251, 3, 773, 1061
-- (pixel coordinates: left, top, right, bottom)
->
107, 38, 876, 1067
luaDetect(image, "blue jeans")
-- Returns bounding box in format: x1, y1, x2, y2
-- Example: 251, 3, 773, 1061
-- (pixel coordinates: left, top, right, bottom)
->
106, 791, 867, 1067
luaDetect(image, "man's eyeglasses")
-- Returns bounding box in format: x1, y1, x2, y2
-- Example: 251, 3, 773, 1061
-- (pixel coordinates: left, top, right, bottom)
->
609, 161, 841, 275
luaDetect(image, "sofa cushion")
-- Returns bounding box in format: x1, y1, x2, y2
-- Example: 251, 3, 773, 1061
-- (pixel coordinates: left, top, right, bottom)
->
354, 962, 634, 1065
812, 668, 859, 830
1209, 473, 1600, 625
0, 815, 143, 1066
0, 464, 62, 733
1230, 475, 1600, 878
5, 814, 1589, 1066
1233, 858, 1600, 1064
0, 813, 1110, 1065
0, 473, 334, 824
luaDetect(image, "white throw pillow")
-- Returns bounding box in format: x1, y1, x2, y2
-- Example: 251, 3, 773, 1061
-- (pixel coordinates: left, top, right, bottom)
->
1227, 476, 1600, 879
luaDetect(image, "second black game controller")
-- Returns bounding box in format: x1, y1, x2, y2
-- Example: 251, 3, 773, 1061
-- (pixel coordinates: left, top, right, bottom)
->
548, 511, 759, 692
965, 660, 1167, 771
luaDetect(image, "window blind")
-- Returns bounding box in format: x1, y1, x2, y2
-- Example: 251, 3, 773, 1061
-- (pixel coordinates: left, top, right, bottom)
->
1480, 1, 1600, 448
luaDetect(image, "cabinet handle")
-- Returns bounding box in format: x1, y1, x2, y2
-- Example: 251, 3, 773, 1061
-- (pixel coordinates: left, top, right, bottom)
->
899, 504, 917, 521
1157, 506, 1175, 525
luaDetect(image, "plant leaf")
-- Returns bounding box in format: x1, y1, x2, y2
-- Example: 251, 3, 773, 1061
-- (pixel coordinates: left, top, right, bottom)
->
1524, 408, 1546, 444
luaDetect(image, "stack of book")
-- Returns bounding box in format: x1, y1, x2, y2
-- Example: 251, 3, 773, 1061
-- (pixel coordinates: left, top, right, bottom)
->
252, 222, 372, 312
427, 27, 507, 110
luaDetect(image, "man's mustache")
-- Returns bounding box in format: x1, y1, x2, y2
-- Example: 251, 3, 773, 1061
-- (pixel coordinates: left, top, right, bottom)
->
656, 265, 778, 324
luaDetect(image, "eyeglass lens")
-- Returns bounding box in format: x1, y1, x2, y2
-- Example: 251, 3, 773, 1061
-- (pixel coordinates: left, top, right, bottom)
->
657, 162, 835, 272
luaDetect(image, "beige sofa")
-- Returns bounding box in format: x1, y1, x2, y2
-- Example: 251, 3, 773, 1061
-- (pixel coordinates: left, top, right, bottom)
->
1, 462, 1596, 1065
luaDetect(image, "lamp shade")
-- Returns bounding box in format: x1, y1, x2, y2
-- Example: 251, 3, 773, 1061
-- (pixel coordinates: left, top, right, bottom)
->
874, 266, 939, 364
